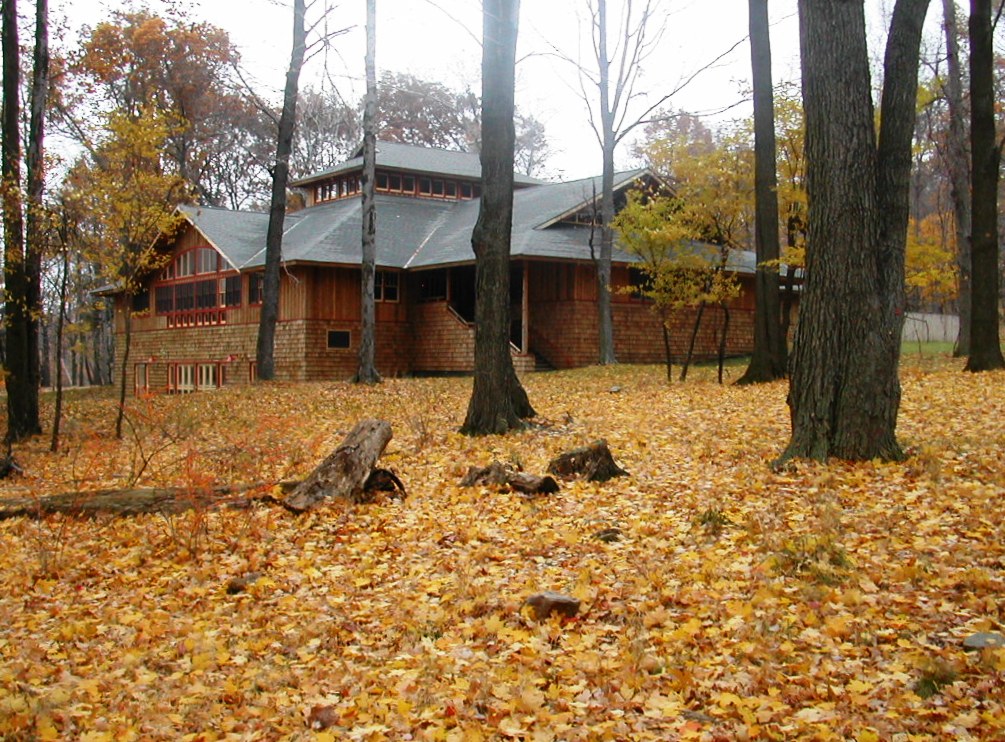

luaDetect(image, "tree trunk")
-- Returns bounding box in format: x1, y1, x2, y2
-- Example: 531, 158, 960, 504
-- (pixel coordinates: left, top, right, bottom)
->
660, 309, 672, 381
781, 0, 929, 463
3, 0, 41, 442
0, 482, 300, 520
738, 0, 786, 385
51, 246, 69, 452
25, 0, 47, 395
114, 308, 132, 440
782, 209, 804, 338
718, 303, 730, 384
355, 0, 380, 384
460, 0, 535, 435
680, 302, 705, 382
547, 440, 627, 482
964, 0, 1005, 371
941, 0, 972, 357
256, 0, 307, 381
596, 0, 617, 365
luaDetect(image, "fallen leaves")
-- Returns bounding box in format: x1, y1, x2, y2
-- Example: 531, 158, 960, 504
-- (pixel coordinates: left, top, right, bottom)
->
1, 358, 1004, 739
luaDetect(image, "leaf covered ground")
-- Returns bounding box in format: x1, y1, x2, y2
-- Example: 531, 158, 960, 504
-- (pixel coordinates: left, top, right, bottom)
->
1, 354, 1004, 741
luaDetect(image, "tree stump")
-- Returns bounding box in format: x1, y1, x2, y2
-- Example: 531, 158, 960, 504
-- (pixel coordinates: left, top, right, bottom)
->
284, 419, 395, 512
547, 440, 627, 482
523, 591, 581, 621
460, 461, 559, 495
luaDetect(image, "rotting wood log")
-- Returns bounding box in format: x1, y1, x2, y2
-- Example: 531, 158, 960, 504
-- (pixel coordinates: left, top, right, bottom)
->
0, 482, 296, 520
547, 440, 627, 482
284, 418, 394, 512
460, 461, 559, 496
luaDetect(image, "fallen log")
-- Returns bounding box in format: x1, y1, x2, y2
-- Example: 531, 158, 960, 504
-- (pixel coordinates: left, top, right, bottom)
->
284, 419, 396, 512
0, 482, 296, 520
547, 440, 627, 482
460, 461, 559, 496
0, 420, 402, 520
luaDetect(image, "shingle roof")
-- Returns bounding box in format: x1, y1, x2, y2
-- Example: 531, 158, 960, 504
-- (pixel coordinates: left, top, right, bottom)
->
179, 168, 756, 275
290, 141, 542, 188
402, 171, 647, 268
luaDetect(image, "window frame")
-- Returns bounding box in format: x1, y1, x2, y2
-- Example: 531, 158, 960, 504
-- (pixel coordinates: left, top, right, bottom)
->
375, 270, 400, 303
327, 329, 351, 350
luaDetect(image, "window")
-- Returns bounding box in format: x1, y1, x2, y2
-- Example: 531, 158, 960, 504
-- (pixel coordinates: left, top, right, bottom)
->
175, 282, 195, 311
376, 172, 389, 191
445, 181, 457, 198
154, 248, 237, 327
376, 271, 399, 302
198, 363, 218, 389
172, 364, 195, 393
131, 290, 150, 313
418, 177, 432, 196
249, 273, 264, 304
327, 330, 351, 349
155, 286, 173, 314
402, 175, 415, 194
388, 174, 401, 192
176, 251, 194, 278
417, 269, 447, 301
195, 279, 217, 309
460, 183, 473, 199
628, 267, 653, 300
222, 275, 242, 307
134, 363, 149, 394
432, 179, 444, 197
196, 248, 218, 274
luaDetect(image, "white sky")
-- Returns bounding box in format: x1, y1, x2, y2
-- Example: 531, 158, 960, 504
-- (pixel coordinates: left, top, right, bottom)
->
63, 0, 926, 180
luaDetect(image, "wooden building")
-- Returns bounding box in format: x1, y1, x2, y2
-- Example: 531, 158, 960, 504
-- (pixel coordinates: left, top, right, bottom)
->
115, 142, 759, 394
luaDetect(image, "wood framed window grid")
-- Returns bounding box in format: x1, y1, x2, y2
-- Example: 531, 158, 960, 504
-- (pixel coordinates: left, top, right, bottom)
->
248, 272, 264, 305
154, 247, 237, 328
313, 171, 479, 203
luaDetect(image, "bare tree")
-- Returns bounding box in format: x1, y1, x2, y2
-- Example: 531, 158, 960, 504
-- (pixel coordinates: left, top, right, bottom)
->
737, 0, 786, 385
964, 0, 1004, 371
257, 1, 348, 380
562, 0, 745, 365
460, 0, 536, 435
355, 0, 380, 384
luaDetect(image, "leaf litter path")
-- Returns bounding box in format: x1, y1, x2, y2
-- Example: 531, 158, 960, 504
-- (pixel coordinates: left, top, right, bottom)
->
1, 358, 1004, 740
